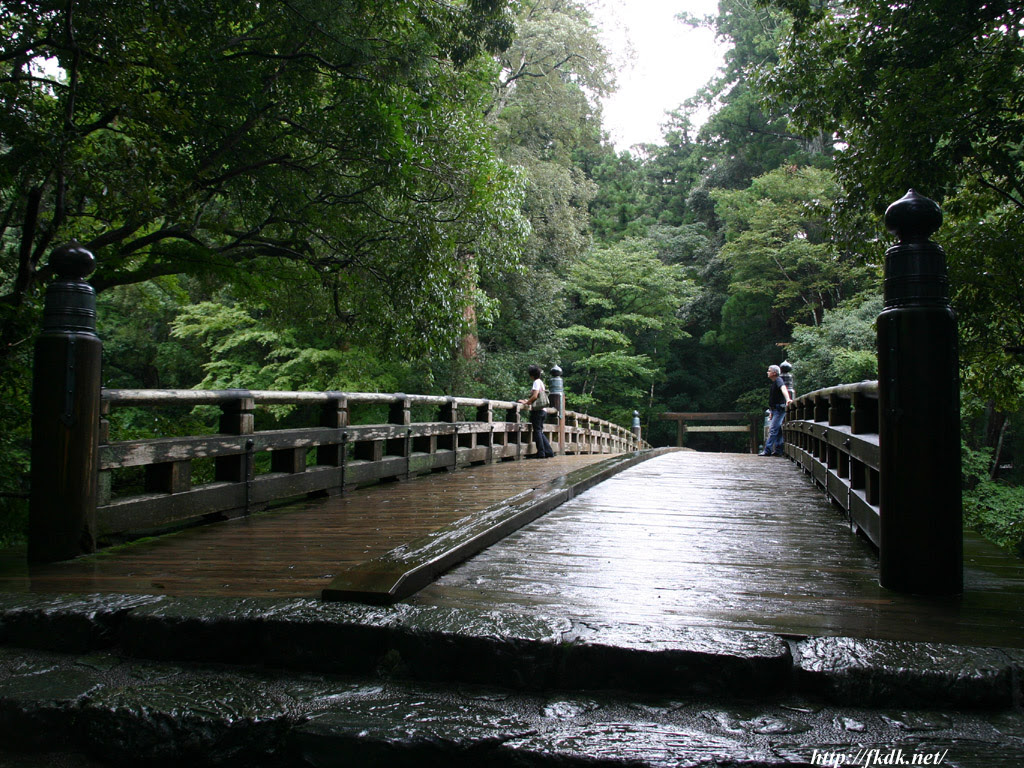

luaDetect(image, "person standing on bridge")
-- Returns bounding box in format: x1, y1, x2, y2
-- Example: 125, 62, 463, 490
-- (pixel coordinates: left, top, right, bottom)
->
519, 365, 555, 459
760, 364, 792, 457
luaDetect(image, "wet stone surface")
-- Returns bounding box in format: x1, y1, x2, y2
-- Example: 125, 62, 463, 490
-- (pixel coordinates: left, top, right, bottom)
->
793, 636, 1019, 707
0, 593, 165, 653
0, 646, 1020, 767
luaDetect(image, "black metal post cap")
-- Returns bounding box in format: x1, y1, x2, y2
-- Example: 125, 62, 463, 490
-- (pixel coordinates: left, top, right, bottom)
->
50, 241, 96, 281
884, 190, 942, 243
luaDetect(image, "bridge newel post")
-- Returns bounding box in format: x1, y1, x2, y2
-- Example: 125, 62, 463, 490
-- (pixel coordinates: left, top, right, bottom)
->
877, 189, 962, 595
29, 242, 102, 563
632, 410, 641, 447
549, 365, 564, 455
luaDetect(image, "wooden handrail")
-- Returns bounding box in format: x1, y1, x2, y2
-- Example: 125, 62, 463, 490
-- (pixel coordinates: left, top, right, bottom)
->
782, 381, 881, 546
86, 388, 649, 549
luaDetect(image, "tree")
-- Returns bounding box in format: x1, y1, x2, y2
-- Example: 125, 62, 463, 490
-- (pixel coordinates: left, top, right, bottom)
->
763, 0, 1024, 214
474, 0, 613, 374
682, 0, 830, 195
1, 0, 526, 360
558, 238, 692, 422
760, 0, 1024, 420
712, 165, 871, 331
787, 293, 882, 394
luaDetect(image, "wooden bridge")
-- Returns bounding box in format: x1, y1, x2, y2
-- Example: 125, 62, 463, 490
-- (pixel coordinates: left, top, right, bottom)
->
4, 444, 1023, 650
7, 362, 1024, 653
13, 194, 1023, 648
4, 195, 1024, 764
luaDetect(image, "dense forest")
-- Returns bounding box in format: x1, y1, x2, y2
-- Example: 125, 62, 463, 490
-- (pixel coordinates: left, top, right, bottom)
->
2, 0, 1023, 553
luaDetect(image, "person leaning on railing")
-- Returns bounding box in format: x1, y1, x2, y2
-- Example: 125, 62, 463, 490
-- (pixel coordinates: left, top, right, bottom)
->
760, 364, 792, 457
518, 364, 555, 459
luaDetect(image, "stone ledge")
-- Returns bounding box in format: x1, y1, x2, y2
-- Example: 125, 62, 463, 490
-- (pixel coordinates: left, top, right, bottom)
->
0, 646, 1021, 768
2, 591, 1022, 708
792, 636, 1021, 708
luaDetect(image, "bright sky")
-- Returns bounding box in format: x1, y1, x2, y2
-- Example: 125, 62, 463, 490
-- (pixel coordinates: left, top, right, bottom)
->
588, 0, 726, 151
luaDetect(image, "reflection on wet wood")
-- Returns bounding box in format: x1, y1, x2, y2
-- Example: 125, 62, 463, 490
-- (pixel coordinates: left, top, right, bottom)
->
0, 456, 610, 598
408, 452, 1024, 649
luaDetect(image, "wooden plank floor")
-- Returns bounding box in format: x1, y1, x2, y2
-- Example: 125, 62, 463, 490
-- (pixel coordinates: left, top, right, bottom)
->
407, 451, 1024, 649
0, 455, 610, 598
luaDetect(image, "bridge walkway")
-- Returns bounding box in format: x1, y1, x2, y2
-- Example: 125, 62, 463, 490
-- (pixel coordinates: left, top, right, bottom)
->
0, 454, 611, 598
1, 450, 1022, 649
408, 451, 1024, 649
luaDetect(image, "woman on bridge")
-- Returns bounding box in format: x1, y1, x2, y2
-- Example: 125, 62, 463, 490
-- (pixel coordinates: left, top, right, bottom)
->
519, 365, 555, 459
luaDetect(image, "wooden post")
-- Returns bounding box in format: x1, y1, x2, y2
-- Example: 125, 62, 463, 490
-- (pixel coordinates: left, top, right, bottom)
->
317, 395, 349, 473
877, 190, 962, 595
386, 395, 412, 480
476, 401, 494, 463
438, 398, 458, 468
549, 366, 565, 455
29, 242, 102, 563
215, 393, 255, 481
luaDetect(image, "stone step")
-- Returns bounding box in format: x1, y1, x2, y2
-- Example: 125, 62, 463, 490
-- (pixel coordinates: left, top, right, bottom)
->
1, 643, 1022, 768
1, 592, 1022, 711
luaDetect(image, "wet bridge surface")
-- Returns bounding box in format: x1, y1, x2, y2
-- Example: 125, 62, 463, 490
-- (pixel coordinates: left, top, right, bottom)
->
2, 450, 1023, 649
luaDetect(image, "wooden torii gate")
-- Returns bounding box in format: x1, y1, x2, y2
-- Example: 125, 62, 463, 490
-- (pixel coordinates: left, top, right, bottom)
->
660, 412, 758, 454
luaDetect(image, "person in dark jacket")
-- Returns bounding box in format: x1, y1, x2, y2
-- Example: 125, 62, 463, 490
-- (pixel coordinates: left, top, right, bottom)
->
761, 364, 792, 456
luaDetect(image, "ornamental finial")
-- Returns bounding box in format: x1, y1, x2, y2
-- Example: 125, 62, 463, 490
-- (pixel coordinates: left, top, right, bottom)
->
49, 241, 96, 281
884, 190, 942, 243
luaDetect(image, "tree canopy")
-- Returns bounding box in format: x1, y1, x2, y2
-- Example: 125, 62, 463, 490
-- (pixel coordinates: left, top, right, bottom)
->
1, 0, 526, 357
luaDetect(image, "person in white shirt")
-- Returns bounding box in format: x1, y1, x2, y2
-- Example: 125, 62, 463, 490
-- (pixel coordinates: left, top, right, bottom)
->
518, 364, 555, 458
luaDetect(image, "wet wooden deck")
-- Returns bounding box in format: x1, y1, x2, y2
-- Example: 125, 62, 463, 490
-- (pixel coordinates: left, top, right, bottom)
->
0, 455, 610, 597
2, 450, 1022, 649
407, 451, 1024, 649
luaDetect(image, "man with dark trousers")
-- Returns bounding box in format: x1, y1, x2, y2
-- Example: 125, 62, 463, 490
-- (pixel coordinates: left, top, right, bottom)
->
761, 364, 792, 456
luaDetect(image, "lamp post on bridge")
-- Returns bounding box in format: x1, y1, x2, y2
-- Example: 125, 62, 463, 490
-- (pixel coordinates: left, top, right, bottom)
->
877, 190, 962, 595
29, 242, 102, 563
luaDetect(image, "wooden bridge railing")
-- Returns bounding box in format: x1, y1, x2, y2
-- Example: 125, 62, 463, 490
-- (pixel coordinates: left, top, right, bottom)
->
28, 242, 649, 563
779, 190, 962, 596
782, 381, 880, 546
30, 249, 650, 563
93, 389, 645, 547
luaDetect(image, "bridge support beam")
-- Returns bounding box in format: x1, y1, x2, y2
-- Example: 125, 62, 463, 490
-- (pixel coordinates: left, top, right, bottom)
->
29, 243, 101, 563
877, 190, 962, 595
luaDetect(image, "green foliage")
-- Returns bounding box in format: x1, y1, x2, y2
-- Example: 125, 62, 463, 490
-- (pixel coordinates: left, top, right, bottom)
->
558, 238, 692, 422
712, 165, 871, 329
963, 445, 1024, 555
763, 0, 1024, 215
942, 186, 1024, 413
479, 0, 611, 362
788, 293, 882, 394
0, 300, 36, 546
98, 277, 204, 389
171, 301, 403, 392
1, 0, 527, 361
